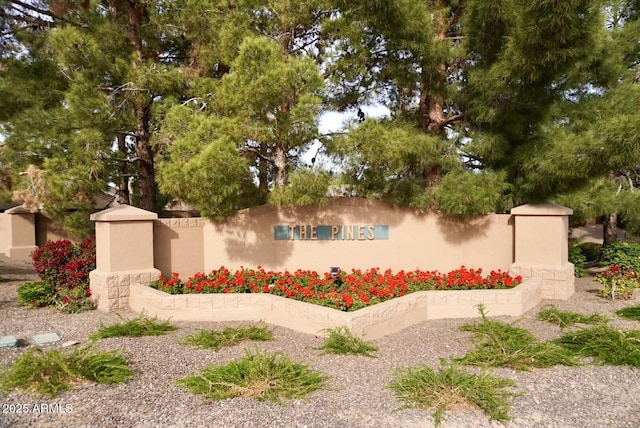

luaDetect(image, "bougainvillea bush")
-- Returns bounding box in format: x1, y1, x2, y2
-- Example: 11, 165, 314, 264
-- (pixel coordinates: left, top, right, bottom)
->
151, 266, 523, 312
21, 238, 96, 313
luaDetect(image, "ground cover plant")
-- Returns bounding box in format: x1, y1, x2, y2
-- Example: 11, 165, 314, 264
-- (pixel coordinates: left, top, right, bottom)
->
317, 326, 378, 357
176, 348, 328, 404
18, 238, 96, 313
536, 305, 608, 328
151, 266, 523, 312
0, 345, 133, 398
455, 307, 579, 370
554, 325, 640, 367
89, 314, 178, 340
389, 359, 520, 427
181, 325, 273, 350
616, 305, 640, 321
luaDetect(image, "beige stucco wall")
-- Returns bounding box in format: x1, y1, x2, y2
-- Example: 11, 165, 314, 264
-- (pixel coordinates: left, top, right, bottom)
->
201, 198, 515, 274
0, 213, 8, 256
35, 213, 71, 246
154, 218, 205, 279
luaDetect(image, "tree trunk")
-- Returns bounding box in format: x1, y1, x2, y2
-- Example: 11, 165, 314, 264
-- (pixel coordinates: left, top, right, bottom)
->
134, 102, 157, 212
603, 213, 618, 245
274, 145, 288, 187
115, 134, 130, 205
124, 0, 157, 212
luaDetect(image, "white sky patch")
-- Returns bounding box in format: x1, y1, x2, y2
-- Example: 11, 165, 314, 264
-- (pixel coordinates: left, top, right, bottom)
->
303, 104, 391, 167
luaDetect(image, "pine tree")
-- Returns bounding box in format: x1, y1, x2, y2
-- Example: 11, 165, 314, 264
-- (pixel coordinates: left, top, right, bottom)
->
325, 0, 606, 214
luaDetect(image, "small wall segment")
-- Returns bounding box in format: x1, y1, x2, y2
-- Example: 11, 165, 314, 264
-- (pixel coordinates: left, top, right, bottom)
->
2, 207, 37, 262
89, 206, 160, 311
129, 278, 541, 340
509, 202, 574, 300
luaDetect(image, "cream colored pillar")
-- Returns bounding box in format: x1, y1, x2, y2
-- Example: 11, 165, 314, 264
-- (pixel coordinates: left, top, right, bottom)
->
89, 205, 160, 312
509, 202, 574, 300
4, 206, 37, 262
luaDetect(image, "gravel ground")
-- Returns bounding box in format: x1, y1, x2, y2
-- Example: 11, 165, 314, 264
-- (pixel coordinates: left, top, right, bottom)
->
0, 256, 639, 428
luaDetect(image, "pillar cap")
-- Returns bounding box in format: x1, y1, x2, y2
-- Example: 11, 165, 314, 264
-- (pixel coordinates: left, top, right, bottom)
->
90, 205, 158, 222
5, 205, 35, 214
510, 202, 572, 216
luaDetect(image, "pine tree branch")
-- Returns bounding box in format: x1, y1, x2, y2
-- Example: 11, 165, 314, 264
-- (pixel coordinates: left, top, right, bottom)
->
8, 0, 56, 20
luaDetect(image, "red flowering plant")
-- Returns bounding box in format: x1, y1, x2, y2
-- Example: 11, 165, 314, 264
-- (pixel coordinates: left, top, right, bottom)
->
595, 264, 640, 300
150, 265, 523, 312
24, 237, 96, 313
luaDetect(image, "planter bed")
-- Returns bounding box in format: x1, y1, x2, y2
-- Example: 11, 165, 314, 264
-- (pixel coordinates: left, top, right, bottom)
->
129, 278, 542, 340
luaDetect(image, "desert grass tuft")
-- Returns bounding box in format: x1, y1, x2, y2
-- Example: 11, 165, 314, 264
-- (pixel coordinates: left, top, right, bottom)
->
317, 326, 378, 357
176, 348, 328, 404
554, 325, 640, 366
616, 305, 640, 321
0, 344, 133, 398
89, 314, 178, 340
181, 325, 273, 350
455, 306, 579, 370
536, 304, 608, 328
389, 359, 520, 427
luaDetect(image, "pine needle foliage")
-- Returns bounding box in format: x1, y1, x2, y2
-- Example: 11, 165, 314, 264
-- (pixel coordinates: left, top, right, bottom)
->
181, 325, 274, 351
616, 305, 640, 321
89, 314, 178, 340
317, 327, 378, 358
0, 345, 133, 398
389, 359, 520, 427
554, 325, 640, 367
455, 306, 579, 370
536, 305, 608, 328
176, 348, 328, 404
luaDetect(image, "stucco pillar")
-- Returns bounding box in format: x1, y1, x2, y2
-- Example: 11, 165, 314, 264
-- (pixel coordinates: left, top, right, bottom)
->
509, 202, 574, 300
89, 205, 160, 312
4, 206, 37, 262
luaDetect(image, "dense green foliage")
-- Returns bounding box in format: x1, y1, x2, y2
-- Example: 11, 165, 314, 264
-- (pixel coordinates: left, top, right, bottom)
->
600, 240, 640, 272
1, 1, 640, 238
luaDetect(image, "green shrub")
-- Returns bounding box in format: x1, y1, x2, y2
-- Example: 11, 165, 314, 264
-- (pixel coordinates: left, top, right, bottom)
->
536, 305, 608, 328
390, 359, 520, 427
17, 281, 55, 308
89, 314, 178, 339
181, 325, 273, 350
317, 326, 378, 357
568, 242, 587, 277
554, 325, 640, 366
176, 348, 328, 404
616, 305, 640, 321
600, 240, 640, 273
578, 242, 602, 262
0, 345, 133, 398
455, 306, 579, 370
